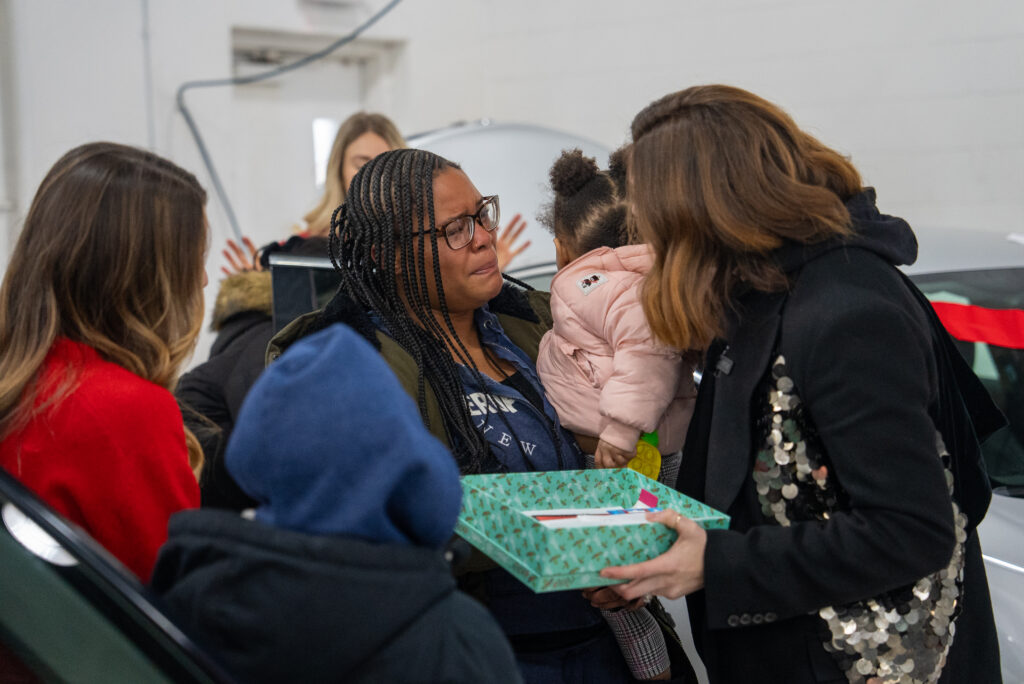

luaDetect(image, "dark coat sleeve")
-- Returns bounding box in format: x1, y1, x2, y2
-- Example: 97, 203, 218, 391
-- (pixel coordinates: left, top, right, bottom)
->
175, 316, 272, 511
702, 251, 957, 629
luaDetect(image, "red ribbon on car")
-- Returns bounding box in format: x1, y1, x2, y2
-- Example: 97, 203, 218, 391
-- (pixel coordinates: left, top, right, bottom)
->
931, 301, 1024, 350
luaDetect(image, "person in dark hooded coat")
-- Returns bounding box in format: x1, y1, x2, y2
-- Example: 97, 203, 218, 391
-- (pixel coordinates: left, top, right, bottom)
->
176, 236, 329, 511
599, 85, 1003, 684
152, 322, 521, 684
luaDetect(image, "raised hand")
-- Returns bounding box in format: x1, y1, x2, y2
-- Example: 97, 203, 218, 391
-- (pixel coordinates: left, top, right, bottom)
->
495, 213, 531, 271
220, 236, 261, 277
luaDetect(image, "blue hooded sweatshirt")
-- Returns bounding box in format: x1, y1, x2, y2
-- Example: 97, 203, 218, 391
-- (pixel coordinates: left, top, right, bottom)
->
153, 325, 521, 683
225, 322, 462, 548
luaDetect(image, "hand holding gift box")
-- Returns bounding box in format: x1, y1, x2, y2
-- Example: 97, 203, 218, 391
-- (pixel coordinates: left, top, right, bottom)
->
598, 507, 710, 601
455, 468, 729, 593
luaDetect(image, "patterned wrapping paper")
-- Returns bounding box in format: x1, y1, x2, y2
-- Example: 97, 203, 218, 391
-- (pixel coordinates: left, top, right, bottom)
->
456, 469, 730, 593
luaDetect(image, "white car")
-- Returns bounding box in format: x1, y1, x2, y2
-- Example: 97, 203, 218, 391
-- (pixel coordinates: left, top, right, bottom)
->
907, 227, 1024, 682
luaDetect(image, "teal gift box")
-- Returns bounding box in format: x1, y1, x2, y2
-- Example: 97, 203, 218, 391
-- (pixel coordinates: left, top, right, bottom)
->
455, 469, 730, 593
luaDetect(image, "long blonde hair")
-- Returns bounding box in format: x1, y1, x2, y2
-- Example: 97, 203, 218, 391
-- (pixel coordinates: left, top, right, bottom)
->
0, 142, 208, 472
629, 85, 863, 351
302, 112, 405, 237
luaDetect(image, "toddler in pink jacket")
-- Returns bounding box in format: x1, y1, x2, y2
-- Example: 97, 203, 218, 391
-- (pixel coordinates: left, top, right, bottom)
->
535, 149, 697, 682
537, 149, 696, 476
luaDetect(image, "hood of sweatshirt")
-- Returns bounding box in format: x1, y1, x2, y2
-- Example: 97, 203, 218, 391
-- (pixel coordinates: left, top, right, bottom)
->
224, 322, 462, 549
772, 188, 918, 273
770, 187, 921, 274
151, 509, 464, 682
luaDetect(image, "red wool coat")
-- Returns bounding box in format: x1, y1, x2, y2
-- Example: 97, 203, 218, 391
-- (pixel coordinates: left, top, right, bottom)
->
0, 338, 199, 580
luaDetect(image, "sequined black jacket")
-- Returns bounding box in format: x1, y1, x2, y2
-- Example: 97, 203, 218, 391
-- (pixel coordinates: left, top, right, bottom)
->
680, 189, 1002, 683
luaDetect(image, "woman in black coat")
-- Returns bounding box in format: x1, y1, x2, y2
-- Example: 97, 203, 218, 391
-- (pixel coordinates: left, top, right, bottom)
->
601, 85, 1003, 683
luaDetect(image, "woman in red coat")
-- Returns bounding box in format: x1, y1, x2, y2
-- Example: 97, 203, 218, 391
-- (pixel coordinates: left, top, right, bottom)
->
0, 142, 207, 581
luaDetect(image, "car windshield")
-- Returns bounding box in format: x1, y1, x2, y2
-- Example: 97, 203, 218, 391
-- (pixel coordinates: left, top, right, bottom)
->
912, 267, 1024, 494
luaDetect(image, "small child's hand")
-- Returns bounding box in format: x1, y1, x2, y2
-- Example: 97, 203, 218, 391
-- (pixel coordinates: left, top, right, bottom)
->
595, 439, 633, 469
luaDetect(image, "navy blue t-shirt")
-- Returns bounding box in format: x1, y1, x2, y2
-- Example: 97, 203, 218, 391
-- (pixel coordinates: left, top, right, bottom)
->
460, 307, 583, 474
457, 306, 602, 638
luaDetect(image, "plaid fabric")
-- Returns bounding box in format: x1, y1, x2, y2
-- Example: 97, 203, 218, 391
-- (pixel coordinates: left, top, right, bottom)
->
582, 447, 679, 679
602, 606, 671, 680
658, 450, 682, 488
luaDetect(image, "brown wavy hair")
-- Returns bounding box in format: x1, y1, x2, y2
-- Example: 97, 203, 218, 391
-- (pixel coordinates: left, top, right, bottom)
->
302, 112, 406, 237
0, 142, 208, 472
629, 85, 863, 350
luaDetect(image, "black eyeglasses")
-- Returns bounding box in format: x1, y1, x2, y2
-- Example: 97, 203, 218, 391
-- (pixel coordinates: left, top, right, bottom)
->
411, 195, 500, 250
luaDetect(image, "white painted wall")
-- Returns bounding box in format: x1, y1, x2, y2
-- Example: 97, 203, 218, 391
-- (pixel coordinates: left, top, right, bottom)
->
0, 0, 17, 269
386, 0, 1024, 235
2, 0, 1023, 369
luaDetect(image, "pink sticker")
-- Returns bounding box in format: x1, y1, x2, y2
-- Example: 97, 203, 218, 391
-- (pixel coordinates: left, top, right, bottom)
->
638, 489, 659, 508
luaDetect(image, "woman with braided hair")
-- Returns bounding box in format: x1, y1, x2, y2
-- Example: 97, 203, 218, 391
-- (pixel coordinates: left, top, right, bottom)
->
268, 148, 641, 683
220, 111, 530, 271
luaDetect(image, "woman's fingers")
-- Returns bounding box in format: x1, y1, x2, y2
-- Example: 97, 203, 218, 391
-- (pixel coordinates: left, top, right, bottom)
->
220, 236, 262, 276
507, 240, 531, 261
612, 575, 678, 602
241, 235, 258, 256
499, 213, 527, 241
601, 547, 676, 583
599, 509, 707, 600
495, 213, 531, 270
240, 236, 262, 271
647, 508, 687, 530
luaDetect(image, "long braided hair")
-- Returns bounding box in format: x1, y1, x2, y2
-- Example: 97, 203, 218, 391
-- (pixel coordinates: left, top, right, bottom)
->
328, 148, 513, 473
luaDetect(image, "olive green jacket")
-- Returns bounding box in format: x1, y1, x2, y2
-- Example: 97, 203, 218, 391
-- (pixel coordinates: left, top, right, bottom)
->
266, 285, 553, 447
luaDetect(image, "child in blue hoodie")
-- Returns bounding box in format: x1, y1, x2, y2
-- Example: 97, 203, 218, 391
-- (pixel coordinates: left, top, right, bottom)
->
151, 323, 521, 684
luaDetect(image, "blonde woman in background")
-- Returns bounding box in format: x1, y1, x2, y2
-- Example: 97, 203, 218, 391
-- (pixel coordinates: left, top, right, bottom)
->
222, 111, 530, 272
300, 111, 405, 237
0, 142, 207, 581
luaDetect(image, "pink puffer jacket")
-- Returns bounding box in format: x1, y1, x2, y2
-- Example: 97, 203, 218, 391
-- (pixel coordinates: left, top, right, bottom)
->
536, 244, 696, 454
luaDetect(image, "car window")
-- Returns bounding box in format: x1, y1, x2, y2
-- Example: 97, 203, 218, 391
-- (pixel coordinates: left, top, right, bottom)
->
912, 267, 1024, 492
268, 254, 342, 333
